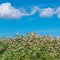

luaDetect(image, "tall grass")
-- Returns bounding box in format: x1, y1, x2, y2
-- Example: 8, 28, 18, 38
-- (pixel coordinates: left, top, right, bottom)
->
0, 33, 60, 60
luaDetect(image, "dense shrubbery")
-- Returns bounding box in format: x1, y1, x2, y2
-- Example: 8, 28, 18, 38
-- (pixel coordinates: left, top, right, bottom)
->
0, 33, 60, 60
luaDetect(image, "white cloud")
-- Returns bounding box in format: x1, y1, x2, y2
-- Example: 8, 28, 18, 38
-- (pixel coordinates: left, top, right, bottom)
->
0, 3, 26, 18
56, 7, 60, 18
39, 8, 54, 17
0, 3, 60, 19
29, 6, 40, 15
22, 6, 40, 16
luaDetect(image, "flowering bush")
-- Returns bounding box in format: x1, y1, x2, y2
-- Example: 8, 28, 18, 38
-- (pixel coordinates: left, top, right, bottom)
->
0, 33, 60, 60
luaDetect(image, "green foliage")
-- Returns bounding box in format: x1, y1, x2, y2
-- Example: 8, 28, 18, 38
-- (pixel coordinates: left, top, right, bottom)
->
0, 33, 60, 60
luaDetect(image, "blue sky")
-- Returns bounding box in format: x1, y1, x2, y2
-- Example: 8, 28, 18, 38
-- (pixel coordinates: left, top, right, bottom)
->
0, 0, 60, 37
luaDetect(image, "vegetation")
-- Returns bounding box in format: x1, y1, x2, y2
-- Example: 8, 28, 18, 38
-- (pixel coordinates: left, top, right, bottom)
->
0, 33, 60, 60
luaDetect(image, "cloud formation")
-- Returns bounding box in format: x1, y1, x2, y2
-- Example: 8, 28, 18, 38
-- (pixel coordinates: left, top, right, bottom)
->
56, 7, 60, 18
29, 6, 40, 15
0, 3, 26, 18
40, 8, 54, 17
0, 3, 60, 19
